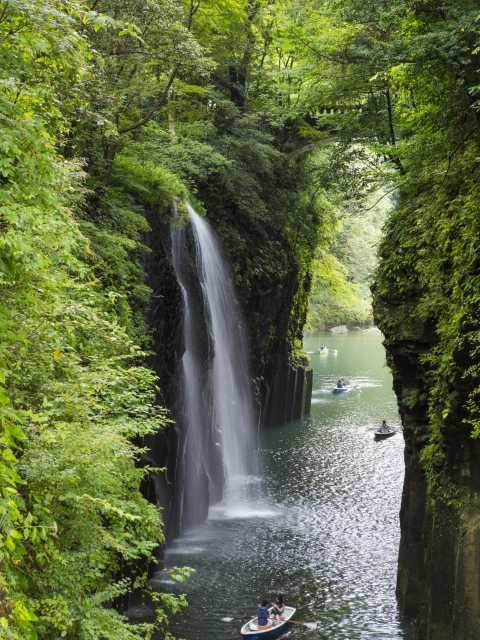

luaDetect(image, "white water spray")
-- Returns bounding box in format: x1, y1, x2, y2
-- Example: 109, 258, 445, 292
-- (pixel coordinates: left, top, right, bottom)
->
171, 204, 259, 528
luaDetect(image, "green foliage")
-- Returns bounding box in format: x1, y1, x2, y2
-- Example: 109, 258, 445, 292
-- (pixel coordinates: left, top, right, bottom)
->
308, 253, 371, 330
306, 173, 390, 330
0, 1, 189, 638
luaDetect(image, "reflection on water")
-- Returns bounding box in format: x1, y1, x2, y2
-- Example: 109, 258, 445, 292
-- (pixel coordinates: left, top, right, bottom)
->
159, 331, 408, 640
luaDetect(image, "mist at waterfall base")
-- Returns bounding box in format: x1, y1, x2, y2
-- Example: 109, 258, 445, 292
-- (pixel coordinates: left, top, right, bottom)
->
170, 203, 261, 531
154, 331, 409, 640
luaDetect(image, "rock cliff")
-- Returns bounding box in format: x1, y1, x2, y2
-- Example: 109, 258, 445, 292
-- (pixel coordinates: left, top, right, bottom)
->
373, 193, 480, 639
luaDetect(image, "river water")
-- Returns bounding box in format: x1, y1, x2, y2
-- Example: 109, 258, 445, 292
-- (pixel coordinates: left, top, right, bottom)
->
159, 330, 408, 640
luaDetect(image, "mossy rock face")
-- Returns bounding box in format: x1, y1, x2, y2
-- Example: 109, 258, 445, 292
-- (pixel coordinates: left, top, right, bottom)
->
199, 196, 314, 427
192, 140, 317, 426
456, 502, 480, 636
373, 147, 480, 638
138, 187, 315, 530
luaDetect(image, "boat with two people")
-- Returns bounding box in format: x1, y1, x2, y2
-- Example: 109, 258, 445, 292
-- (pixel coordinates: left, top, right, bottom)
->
333, 378, 350, 394
319, 344, 338, 356
374, 420, 396, 440
240, 606, 296, 640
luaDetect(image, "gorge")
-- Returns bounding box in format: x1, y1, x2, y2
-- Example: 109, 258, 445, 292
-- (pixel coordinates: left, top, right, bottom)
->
2, 2, 480, 640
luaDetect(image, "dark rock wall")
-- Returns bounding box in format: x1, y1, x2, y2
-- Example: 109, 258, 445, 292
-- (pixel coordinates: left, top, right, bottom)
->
394, 412, 480, 640
142, 209, 182, 535
262, 354, 312, 427
373, 205, 480, 639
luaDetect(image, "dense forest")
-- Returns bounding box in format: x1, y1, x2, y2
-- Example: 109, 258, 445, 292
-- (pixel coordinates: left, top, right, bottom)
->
307, 189, 391, 330
1, 0, 480, 639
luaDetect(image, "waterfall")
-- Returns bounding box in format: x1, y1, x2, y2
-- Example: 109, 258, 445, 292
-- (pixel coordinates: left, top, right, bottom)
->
171, 203, 258, 530
171, 219, 216, 529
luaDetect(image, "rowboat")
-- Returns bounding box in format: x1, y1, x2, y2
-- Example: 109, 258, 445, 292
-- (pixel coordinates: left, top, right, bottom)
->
332, 386, 349, 394
240, 606, 296, 639
374, 427, 396, 440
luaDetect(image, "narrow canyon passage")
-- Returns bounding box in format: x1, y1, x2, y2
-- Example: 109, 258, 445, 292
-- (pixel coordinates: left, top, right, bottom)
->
156, 331, 408, 640
4, 3, 480, 639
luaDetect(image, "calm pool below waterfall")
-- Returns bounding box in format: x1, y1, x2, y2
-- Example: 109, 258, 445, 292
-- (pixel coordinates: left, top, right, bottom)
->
157, 330, 409, 640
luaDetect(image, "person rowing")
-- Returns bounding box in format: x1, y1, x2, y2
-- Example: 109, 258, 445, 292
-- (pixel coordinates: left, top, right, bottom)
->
240, 601, 297, 636
256, 600, 272, 629
379, 419, 391, 432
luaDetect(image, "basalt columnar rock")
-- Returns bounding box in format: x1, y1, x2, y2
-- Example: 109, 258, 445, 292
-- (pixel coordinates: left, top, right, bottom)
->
373, 188, 480, 639
205, 204, 313, 429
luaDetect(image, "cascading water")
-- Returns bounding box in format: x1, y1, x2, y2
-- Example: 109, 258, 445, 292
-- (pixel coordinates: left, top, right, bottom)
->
171, 218, 217, 530
171, 203, 259, 531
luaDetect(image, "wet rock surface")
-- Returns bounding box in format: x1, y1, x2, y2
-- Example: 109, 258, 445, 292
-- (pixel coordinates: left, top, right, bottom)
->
373, 240, 480, 638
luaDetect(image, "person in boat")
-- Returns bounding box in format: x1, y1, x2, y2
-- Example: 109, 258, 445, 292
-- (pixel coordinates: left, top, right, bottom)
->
336, 378, 344, 388
380, 419, 390, 432
257, 600, 272, 628
271, 594, 286, 621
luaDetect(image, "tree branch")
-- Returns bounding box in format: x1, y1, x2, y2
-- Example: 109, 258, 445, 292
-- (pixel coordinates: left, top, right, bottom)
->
187, 0, 201, 30
0, 1, 9, 24
117, 67, 177, 135
365, 186, 398, 211
385, 86, 405, 175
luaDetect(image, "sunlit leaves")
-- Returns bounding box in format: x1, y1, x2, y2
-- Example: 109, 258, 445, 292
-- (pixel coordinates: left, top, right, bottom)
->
0, 2, 186, 639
